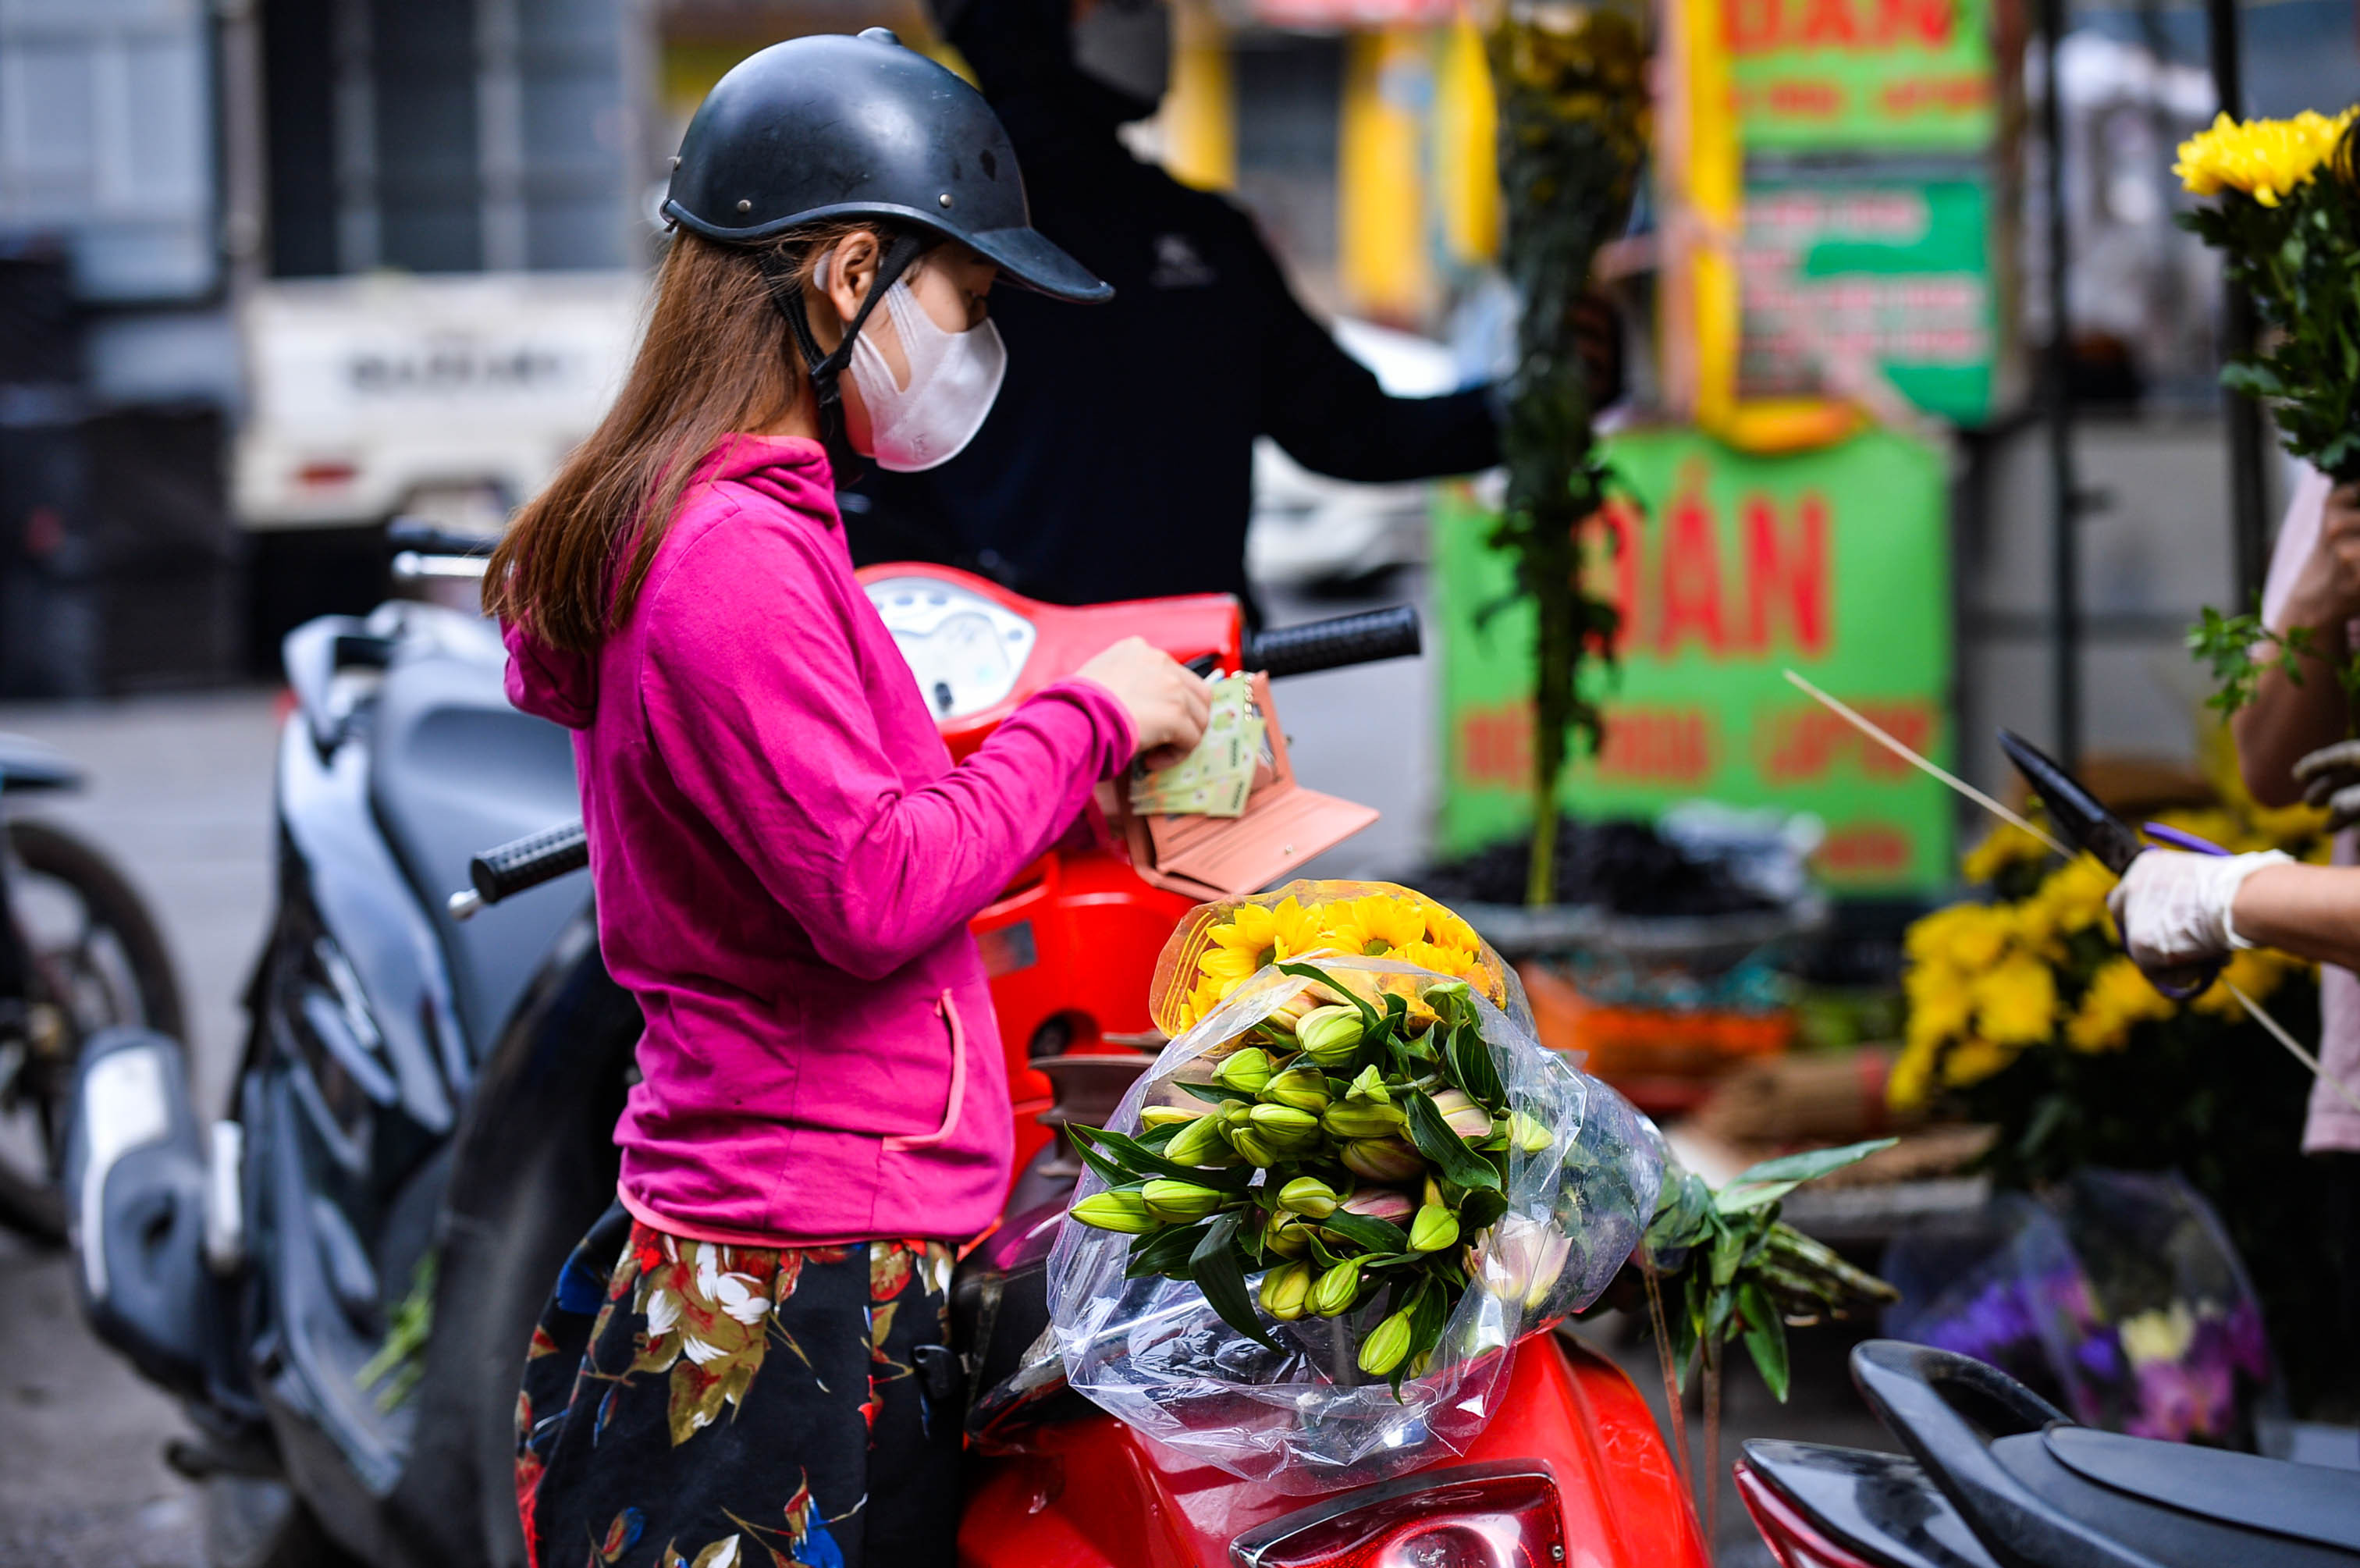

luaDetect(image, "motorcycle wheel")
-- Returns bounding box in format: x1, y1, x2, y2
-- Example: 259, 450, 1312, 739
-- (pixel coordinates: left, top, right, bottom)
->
0, 817, 187, 1241
204, 1476, 362, 1568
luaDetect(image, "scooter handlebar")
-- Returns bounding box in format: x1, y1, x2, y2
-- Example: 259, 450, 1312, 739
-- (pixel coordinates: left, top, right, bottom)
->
450, 820, 589, 920
1242, 605, 1420, 679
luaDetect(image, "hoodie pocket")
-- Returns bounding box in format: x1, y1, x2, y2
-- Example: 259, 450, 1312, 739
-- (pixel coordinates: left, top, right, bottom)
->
883, 990, 969, 1153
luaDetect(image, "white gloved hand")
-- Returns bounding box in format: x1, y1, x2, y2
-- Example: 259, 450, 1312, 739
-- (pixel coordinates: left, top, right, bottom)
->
2106, 848, 2291, 983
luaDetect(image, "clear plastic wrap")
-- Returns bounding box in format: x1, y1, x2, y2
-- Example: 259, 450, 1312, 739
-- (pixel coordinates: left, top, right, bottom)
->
1047, 928, 1665, 1493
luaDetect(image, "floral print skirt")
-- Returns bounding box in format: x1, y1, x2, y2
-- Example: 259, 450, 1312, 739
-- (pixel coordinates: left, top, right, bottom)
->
515, 1203, 961, 1568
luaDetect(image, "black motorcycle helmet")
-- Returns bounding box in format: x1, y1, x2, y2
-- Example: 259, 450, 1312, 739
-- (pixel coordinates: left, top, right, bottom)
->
663, 27, 1110, 459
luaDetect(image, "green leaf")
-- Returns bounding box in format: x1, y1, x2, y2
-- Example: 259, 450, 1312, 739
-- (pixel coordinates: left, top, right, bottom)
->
1715, 1138, 1896, 1215
1403, 1090, 1502, 1191
1459, 1187, 1509, 1236
1135, 1121, 1183, 1150
1449, 1019, 1505, 1108
1322, 1211, 1413, 1256
1072, 1123, 1256, 1190
1709, 1218, 1746, 1288
1064, 1125, 1147, 1190
1647, 1169, 1715, 1252
1189, 1213, 1280, 1351
1177, 1080, 1257, 1108
1738, 1281, 1790, 1403
1125, 1221, 1214, 1280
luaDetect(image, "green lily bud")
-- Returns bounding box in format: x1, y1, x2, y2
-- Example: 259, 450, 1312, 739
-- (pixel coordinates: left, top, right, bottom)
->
1323, 1100, 1407, 1140
1340, 1187, 1415, 1225
1423, 1175, 1446, 1210
1340, 1136, 1425, 1182
1249, 1104, 1324, 1154
1141, 1179, 1228, 1224
1229, 1128, 1281, 1167
1419, 979, 1472, 1009
1220, 1100, 1253, 1126
1357, 1307, 1416, 1375
1164, 1115, 1234, 1168
1070, 1190, 1158, 1234
1345, 1065, 1391, 1105
1431, 1089, 1492, 1142
1296, 1005, 1367, 1066
1263, 1211, 1310, 1258
1310, 1258, 1365, 1317
1259, 1260, 1312, 1321
1260, 1065, 1331, 1114
1276, 1177, 1340, 1219
1409, 1204, 1459, 1253
1139, 1105, 1202, 1128
1509, 1110, 1554, 1154
1212, 1048, 1273, 1094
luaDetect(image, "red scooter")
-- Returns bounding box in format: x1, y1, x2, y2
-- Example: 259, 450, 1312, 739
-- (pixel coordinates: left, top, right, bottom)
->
848, 565, 1711, 1568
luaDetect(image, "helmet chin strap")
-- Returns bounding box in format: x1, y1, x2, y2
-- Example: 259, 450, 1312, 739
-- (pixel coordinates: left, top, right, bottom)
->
759, 231, 926, 481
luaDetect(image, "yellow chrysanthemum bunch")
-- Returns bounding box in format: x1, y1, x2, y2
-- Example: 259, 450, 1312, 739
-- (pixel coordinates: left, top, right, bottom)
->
2176, 108, 2358, 208
1895, 759, 2325, 1112
1173, 891, 1498, 1030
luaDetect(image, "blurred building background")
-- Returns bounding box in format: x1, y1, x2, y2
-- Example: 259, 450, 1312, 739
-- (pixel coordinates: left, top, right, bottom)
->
2, 0, 2358, 820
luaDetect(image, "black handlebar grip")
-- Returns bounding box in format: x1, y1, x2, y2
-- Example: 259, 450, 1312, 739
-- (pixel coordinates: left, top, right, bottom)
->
468, 820, 590, 907
1245, 606, 1421, 679
386, 515, 496, 558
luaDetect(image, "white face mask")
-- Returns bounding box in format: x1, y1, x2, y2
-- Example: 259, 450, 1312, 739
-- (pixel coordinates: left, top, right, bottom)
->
844, 274, 1007, 472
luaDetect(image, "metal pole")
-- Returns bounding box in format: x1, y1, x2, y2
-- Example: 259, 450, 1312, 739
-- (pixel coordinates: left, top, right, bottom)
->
2208, 0, 2270, 607
2038, 0, 2082, 766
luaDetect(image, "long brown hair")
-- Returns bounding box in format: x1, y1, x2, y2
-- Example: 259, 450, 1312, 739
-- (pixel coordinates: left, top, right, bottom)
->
484, 222, 869, 652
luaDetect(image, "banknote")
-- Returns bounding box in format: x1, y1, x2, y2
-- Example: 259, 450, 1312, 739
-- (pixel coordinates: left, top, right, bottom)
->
1129, 674, 1263, 818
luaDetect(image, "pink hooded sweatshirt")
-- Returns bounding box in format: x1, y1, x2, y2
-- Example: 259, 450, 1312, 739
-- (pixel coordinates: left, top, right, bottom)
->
503, 436, 1134, 1245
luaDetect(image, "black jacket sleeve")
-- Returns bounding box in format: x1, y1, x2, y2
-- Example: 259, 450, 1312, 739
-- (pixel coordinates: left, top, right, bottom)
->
1246, 222, 1501, 483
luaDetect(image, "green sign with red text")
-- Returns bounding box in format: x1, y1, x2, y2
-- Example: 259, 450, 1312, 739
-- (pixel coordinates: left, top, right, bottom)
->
1437, 424, 1954, 893
1726, 0, 1999, 153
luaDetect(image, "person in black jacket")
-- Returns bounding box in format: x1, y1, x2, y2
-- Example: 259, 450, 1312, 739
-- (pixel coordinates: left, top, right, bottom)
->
844, 0, 1504, 615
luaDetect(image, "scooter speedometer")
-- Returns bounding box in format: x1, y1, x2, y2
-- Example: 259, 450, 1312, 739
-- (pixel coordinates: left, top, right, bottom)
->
865, 574, 1038, 719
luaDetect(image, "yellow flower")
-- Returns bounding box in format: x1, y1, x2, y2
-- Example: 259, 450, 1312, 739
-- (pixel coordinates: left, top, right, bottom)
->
2067, 957, 2174, 1053
2120, 1303, 2196, 1367
1942, 1036, 2020, 1089
2030, 855, 2116, 941
1322, 895, 1431, 958
1395, 938, 1480, 982
1423, 904, 1485, 955
1960, 823, 2053, 886
1904, 962, 1973, 1050
2176, 108, 2357, 206
1887, 1035, 1938, 1114
1972, 955, 2059, 1047
1904, 904, 2009, 973
1177, 972, 1242, 1030
1198, 897, 1331, 984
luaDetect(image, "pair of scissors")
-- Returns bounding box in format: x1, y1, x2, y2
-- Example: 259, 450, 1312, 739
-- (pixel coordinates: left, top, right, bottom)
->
1996, 729, 2226, 998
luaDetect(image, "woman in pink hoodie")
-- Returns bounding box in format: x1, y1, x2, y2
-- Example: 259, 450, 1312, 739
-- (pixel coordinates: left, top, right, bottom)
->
490, 33, 1207, 1568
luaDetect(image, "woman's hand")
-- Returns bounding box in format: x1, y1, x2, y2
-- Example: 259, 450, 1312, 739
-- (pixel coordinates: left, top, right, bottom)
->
2106, 848, 2291, 987
1078, 638, 1211, 769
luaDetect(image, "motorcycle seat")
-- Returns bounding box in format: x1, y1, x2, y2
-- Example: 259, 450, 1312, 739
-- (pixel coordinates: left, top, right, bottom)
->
364, 607, 584, 1048
2041, 1426, 2360, 1556
1989, 1429, 2360, 1568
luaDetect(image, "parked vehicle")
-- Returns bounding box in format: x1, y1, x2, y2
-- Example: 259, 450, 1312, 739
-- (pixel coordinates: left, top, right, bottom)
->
0, 732, 184, 1238
64, 535, 1708, 1567
1736, 1339, 2360, 1568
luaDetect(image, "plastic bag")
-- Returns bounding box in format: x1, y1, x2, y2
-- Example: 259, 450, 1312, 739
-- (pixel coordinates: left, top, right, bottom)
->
1047, 885, 1665, 1493
1882, 1169, 2274, 1445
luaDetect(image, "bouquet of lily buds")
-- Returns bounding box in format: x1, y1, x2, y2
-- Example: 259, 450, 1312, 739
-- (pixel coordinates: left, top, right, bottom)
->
1071, 969, 1545, 1388
1049, 883, 1894, 1492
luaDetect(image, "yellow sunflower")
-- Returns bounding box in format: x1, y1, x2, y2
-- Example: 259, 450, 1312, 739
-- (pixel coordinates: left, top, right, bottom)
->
1321, 894, 1431, 958
1197, 897, 1331, 985
1423, 905, 1484, 955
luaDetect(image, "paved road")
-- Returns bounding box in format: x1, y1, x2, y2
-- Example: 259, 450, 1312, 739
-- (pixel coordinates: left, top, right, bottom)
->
0, 596, 1887, 1566
0, 688, 279, 1568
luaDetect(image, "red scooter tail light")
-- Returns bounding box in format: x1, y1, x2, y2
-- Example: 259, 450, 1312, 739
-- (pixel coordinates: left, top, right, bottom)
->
1228, 1463, 1566, 1568
1733, 1460, 1882, 1568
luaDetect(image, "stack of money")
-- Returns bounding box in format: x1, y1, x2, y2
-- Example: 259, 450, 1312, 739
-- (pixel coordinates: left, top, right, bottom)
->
1128, 674, 1264, 819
